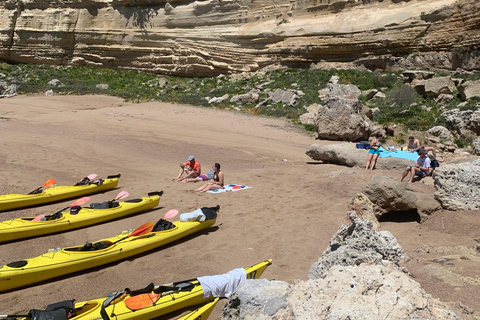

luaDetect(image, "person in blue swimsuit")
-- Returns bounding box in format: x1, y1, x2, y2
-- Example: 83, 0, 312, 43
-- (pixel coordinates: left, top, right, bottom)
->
365, 133, 382, 170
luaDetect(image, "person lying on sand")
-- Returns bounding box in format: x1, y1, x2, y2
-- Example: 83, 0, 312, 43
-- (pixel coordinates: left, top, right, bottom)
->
173, 155, 201, 181
183, 169, 214, 183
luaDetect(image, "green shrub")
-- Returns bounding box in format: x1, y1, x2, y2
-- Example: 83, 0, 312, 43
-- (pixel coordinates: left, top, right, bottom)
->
303, 123, 315, 131
459, 97, 480, 111
387, 84, 418, 107
454, 137, 473, 148
1, 61, 470, 134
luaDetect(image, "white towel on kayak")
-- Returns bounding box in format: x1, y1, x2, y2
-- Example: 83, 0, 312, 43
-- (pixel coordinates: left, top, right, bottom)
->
179, 208, 206, 222
207, 184, 252, 193
198, 268, 247, 299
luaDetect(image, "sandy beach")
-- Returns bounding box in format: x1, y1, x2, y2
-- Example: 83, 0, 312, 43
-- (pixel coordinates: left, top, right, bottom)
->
0, 95, 479, 319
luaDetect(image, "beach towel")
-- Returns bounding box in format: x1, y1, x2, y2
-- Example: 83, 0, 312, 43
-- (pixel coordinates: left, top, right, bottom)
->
378, 147, 418, 161
207, 184, 252, 193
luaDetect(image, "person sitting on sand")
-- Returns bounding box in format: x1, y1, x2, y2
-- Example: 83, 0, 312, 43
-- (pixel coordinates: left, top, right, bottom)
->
365, 133, 382, 170
183, 169, 214, 183
195, 163, 224, 193
173, 155, 201, 181
407, 136, 443, 162
400, 147, 431, 183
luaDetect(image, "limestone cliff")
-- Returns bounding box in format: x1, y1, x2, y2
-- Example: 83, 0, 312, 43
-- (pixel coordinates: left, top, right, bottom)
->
0, 0, 479, 76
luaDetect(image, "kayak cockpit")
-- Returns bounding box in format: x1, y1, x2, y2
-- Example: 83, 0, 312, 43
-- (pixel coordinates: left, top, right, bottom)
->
64, 241, 113, 252
75, 301, 101, 318
24, 212, 66, 222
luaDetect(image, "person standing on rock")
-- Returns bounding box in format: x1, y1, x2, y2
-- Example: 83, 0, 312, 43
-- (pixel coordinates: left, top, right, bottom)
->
173, 155, 201, 181
365, 133, 382, 170
400, 148, 431, 183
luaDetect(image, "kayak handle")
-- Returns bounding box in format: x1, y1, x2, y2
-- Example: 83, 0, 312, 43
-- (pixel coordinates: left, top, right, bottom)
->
148, 191, 164, 197
107, 174, 121, 179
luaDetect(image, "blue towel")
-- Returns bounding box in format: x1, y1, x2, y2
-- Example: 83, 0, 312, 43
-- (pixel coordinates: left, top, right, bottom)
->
379, 147, 417, 161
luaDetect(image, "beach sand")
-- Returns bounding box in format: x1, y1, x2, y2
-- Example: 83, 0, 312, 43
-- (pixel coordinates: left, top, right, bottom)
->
0, 95, 479, 319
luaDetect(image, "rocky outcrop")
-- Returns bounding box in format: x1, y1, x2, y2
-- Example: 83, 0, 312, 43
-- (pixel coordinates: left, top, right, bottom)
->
412, 76, 457, 98
458, 80, 480, 101
1, 0, 480, 76
442, 108, 480, 138
314, 85, 376, 141
0, 80, 17, 98
433, 159, 480, 210
222, 212, 458, 320
306, 143, 411, 169
428, 125, 455, 143
353, 176, 441, 222
308, 212, 404, 279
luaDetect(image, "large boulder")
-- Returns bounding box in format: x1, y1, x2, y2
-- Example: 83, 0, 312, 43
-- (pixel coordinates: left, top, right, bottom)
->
434, 159, 480, 210
223, 263, 458, 320
313, 83, 377, 141
308, 212, 404, 280
401, 70, 435, 81
458, 79, 480, 101
356, 176, 441, 222
441, 108, 480, 137
0, 80, 17, 98
268, 88, 300, 106
473, 137, 480, 156
413, 76, 457, 98
222, 212, 458, 320
306, 143, 411, 169
427, 125, 455, 143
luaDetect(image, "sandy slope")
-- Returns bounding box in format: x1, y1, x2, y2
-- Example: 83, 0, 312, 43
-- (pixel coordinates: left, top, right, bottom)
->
0, 95, 478, 319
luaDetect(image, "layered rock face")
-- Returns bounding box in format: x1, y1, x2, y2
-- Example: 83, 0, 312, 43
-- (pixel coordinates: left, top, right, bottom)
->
1, 0, 479, 76
222, 212, 459, 320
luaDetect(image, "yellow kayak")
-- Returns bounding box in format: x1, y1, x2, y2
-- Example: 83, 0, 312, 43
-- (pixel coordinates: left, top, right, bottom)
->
19, 259, 271, 320
0, 207, 219, 292
0, 192, 163, 243
0, 175, 121, 212
178, 298, 219, 320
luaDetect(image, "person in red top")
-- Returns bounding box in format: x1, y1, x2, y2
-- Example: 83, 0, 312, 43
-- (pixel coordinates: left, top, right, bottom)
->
173, 155, 201, 181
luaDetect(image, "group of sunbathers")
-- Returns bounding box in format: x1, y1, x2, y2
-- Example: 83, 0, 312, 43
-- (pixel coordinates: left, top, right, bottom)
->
366, 135, 444, 183
172, 156, 225, 192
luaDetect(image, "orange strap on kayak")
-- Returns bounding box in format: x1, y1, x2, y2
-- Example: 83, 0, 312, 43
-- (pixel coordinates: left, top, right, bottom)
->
124, 293, 161, 310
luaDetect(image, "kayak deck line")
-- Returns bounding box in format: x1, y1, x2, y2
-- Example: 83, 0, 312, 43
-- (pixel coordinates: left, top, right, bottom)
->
0, 175, 121, 212
0, 210, 218, 292
14, 260, 272, 320
0, 192, 163, 243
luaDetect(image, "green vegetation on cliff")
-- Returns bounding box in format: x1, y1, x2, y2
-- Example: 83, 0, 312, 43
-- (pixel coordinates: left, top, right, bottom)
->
1, 63, 479, 134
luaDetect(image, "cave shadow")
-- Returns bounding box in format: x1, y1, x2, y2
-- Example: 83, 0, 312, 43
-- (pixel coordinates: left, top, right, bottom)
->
378, 209, 421, 223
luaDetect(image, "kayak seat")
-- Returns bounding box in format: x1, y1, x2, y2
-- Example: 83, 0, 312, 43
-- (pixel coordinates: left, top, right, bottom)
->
128, 283, 155, 297
28, 299, 76, 320
7, 260, 28, 268
154, 282, 195, 294
29, 188, 44, 195
124, 199, 143, 203
66, 241, 110, 252
90, 201, 120, 209
152, 218, 175, 232
75, 177, 92, 186
45, 212, 63, 221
